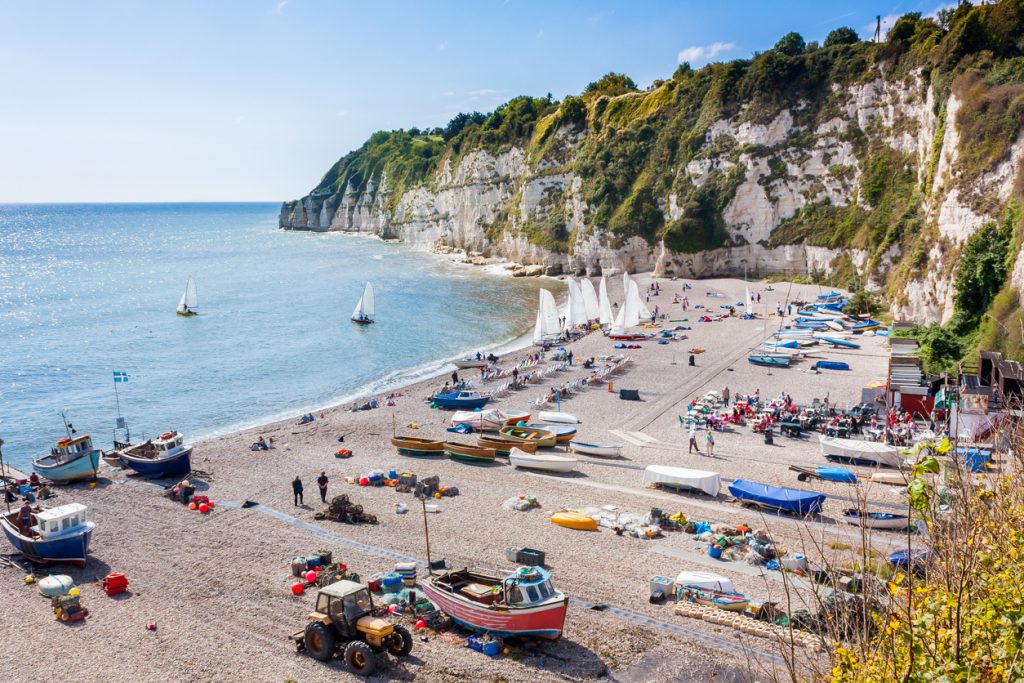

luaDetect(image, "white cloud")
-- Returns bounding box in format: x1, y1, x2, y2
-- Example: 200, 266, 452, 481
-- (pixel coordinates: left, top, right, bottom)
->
465, 88, 500, 97
677, 41, 735, 65
274, 0, 288, 14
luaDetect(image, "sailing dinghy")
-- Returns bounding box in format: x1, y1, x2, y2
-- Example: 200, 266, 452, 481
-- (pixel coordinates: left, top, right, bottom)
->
351, 282, 375, 324
176, 276, 198, 316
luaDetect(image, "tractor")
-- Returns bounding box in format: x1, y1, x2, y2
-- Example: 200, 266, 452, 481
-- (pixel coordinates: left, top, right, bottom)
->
291, 580, 413, 676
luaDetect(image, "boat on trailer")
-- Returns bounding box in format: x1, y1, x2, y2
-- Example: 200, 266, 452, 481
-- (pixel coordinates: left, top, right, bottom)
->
643, 465, 720, 496
117, 431, 193, 478
0, 503, 94, 566
420, 566, 569, 639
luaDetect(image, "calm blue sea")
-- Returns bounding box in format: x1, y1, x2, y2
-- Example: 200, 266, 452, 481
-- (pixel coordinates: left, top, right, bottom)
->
0, 203, 547, 469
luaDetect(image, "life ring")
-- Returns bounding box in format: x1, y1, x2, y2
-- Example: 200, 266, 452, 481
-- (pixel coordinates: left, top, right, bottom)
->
57, 438, 72, 447
159, 432, 174, 440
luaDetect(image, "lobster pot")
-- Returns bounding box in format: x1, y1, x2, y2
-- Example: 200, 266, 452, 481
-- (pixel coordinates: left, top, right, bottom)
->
505, 547, 521, 563
382, 572, 403, 593
318, 551, 333, 566
51, 594, 80, 611
306, 556, 321, 570
291, 557, 307, 577
516, 548, 545, 567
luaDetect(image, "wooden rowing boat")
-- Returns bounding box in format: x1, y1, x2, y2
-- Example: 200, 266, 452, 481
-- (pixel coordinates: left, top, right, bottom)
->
499, 426, 557, 448
391, 436, 445, 457
477, 435, 537, 455
444, 442, 497, 465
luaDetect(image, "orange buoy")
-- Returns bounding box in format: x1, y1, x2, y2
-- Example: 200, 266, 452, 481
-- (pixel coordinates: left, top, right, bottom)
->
414, 619, 425, 629
188, 502, 197, 511
291, 582, 304, 595
198, 504, 210, 514
304, 570, 317, 583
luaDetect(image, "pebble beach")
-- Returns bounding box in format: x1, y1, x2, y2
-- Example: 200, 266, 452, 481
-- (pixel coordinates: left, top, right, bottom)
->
1, 275, 904, 683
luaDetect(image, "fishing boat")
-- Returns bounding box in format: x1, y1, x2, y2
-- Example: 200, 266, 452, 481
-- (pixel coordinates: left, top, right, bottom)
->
549, 511, 598, 530
537, 411, 581, 425
449, 409, 523, 432
524, 423, 577, 443
819, 435, 903, 468
391, 436, 445, 457
477, 435, 538, 456
431, 391, 490, 410
499, 426, 557, 448
816, 336, 861, 349
0, 503, 94, 566
33, 435, 102, 483
727, 480, 826, 515
815, 360, 850, 371
508, 448, 578, 473
842, 509, 912, 530
176, 276, 198, 316
568, 441, 623, 458
420, 566, 569, 639
351, 281, 375, 324
117, 431, 193, 478
679, 585, 749, 612
642, 465, 721, 496
747, 355, 792, 368
444, 442, 497, 465
453, 357, 493, 369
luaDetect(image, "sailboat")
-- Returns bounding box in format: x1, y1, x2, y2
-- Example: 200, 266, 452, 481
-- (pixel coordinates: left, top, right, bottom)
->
533, 289, 561, 344
351, 281, 375, 324
598, 276, 613, 327
580, 279, 601, 322
563, 278, 588, 331
176, 277, 198, 316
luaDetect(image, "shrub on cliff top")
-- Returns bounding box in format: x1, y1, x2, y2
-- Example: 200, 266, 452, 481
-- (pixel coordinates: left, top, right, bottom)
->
824, 27, 859, 47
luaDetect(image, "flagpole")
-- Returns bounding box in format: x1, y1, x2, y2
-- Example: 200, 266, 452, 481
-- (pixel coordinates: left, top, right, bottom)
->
113, 374, 122, 420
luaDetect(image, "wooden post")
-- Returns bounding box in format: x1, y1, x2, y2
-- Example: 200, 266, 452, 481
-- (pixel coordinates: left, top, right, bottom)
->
420, 496, 433, 575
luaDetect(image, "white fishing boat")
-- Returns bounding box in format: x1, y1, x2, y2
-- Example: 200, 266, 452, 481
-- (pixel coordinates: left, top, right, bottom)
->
598, 276, 614, 327
533, 289, 561, 345
449, 409, 527, 432
580, 279, 601, 322
643, 465, 721, 497
509, 448, 578, 473
568, 441, 623, 458
351, 281, 375, 324
819, 434, 903, 468
538, 411, 581, 425
453, 358, 489, 369
176, 276, 198, 316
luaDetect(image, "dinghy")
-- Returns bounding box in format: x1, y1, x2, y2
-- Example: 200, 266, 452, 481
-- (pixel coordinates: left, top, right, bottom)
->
444, 442, 497, 465
727, 480, 826, 515
643, 465, 720, 496
748, 355, 791, 368
431, 390, 490, 410
533, 289, 561, 345
509, 447, 578, 473
549, 511, 598, 530
870, 471, 909, 486
598, 276, 614, 327
538, 411, 581, 425
176, 276, 198, 316
351, 281, 375, 324
524, 423, 577, 443
826, 320, 844, 332
580, 279, 601, 322
569, 441, 623, 458
33, 435, 102, 483
478, 435, 538, 455
453, 358, 489, 369
679, 585, 749, 612
499, 426, 557, 448
790, 465, 857, 484
674, 571, 735, 594
843, 509, 912, 530
819, 435, 902, 468
391, 436, 445, 457
449, 409, 522, 432
815, 360, 850, 371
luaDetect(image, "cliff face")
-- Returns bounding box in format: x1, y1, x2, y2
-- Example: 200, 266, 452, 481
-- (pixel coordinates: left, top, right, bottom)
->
282, 3, 1024, 331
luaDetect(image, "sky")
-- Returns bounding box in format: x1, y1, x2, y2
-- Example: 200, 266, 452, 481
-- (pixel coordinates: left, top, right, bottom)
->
0, 0, 953, 202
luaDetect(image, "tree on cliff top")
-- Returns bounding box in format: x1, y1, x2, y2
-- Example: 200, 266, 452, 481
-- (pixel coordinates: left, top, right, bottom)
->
774, 31, 806, 56
584, 73, 638, 97
824, 26, 859, 47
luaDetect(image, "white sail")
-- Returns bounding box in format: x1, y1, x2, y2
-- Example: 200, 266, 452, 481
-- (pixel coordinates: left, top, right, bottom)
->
580, 279, 600, 321
563, 277, 588, 330
177, 276, 198, 312
622, 279, 652, 327
610, 299, 628, 335
636, 282, 653, 321
598, 276, 613, 326
533, 289, 561, 343
351, 282, 375, 321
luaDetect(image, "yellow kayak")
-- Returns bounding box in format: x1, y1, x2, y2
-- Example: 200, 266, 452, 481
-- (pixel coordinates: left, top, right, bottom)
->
550, 512, 598, 531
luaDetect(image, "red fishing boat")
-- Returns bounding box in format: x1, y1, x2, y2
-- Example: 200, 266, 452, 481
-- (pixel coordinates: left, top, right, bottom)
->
420, 566, 568, 639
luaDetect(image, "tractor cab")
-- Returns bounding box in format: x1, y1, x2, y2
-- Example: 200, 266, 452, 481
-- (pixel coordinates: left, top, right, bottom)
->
311, 580, 375, 640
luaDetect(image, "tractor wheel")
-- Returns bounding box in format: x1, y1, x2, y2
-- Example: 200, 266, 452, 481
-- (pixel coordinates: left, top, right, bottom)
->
387, 625, 414, 657
344, 640, 377, 676
303, 622, 336, 662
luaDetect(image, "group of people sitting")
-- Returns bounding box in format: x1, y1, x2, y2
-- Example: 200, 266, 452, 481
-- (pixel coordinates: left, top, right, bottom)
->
250, 436, 274, 451
296, 413, 318, 425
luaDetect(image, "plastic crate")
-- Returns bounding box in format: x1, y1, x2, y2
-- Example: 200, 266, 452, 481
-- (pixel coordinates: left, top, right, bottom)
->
516, 548, 545, 567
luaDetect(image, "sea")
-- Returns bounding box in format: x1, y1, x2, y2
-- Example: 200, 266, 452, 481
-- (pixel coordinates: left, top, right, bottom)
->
0, 203, 550, 469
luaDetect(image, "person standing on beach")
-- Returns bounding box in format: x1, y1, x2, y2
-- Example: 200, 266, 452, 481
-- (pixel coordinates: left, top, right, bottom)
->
722, 387, 730, 406
688, 426, 700, 454
567, 350, 574, 366
451, 370, 459, 386
317, 472, 329, 503
292, 476, 304, 506
706, 431, 715, 457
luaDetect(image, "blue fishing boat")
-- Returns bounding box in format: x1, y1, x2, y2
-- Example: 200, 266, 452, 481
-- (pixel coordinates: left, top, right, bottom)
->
747, 355, 791, 368
430, 390, 491, 410
815, 360, 851, 371
117, 430, 193, 478
1, 503, 94, 566
816, 336, 860, 349
33, 435, 102, 483
728, 480, 826, 515
852, 319, 882, 332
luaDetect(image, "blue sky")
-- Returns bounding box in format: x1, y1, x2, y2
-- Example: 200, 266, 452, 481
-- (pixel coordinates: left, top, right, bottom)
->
0, 0, 950, 202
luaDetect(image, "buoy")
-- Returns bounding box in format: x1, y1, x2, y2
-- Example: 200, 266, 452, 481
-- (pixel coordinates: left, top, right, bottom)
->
188, 502, 197, 511
69, 587, 80, 596
198, 503, 210, 514
146, 622, 157, 631
89, 482, 96, 489
291, 582, 304, 595
388, 604, 398, 614
304, 570, 317, 583
207, 501, 215, 509
359, 477, 369, 486
414, 619, 425, 629
24, 575, 35, 584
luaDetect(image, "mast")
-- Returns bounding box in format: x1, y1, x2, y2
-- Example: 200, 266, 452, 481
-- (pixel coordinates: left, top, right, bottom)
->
0, 438, 9, 513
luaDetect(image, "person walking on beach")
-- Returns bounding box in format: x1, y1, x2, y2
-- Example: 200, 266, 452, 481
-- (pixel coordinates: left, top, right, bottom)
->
706, 431, 715, 457
317, 472, 329, 503
567, 350, 574, 366
292, 476, 304, 506
688, 426, 700, 454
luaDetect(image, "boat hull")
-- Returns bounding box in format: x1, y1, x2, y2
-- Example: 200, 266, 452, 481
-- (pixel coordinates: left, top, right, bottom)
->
509, 450, 577, 473
550, 512, 597, 530
538, 411, 581, 425
748, 356, 791, 368
819, 435, 902, 468
420, 579, 568, 639
391, 437, 445, 457
0, 517, 93, 566
32, 450, 101, 483
453, 359, 488, 369
432, 397, 490, 410
477, 437, 537, 455
524, 424, 576, 443
444, 443, 496, 465
119, 448, 192, 478
569, 441, 623, 458
727, 480, 825, 515
176, 310, 198, 317
499, 427, 557, 448
843, 510, 911, 530
350, 318, 373, 325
